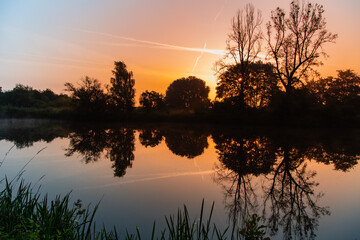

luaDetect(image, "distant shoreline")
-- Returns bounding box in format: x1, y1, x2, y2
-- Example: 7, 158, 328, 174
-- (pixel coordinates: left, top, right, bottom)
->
1, 109, 359, 128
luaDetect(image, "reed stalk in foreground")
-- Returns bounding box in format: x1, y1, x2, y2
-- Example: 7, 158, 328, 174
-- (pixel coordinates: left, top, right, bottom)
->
0, 178, 104, 239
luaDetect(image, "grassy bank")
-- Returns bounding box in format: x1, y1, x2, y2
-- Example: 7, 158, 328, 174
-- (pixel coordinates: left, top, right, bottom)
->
0, 178, 269, 240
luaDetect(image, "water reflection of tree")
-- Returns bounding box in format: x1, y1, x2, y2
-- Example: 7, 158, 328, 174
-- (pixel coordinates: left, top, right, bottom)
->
65, 127, 135, 177
262, 143, 330, 240
211, 130, 359, 239
308, 146, 359, 172
164, 129, 209, 159
107, 129, 135, 177
0, 120, 70, 148
213, 134, 276, 223
307, 134, 360, 171
138, 129, 163, 148
65, 128, 108, 163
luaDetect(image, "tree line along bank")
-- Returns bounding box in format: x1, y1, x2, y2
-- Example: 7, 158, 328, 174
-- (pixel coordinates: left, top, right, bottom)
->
0, 1, 359, 126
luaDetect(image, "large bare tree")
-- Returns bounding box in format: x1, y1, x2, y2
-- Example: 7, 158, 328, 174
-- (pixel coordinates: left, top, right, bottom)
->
225, 4, 262, 66
266, 0, 337, 94
216, 4, 262, 107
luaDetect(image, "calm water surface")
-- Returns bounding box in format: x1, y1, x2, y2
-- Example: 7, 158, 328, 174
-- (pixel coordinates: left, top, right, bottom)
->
0, 119, 359, 239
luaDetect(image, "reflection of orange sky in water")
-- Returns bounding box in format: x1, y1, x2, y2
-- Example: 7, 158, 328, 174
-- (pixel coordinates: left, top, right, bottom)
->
0, 0, 359, 101
1, 127, 359, 238
70, 131, 360, 223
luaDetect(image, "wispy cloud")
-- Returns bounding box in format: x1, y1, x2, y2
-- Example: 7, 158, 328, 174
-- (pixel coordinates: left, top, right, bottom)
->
73, 28, 226, 56
19, 52, 107, 66
0, 57, 108, 71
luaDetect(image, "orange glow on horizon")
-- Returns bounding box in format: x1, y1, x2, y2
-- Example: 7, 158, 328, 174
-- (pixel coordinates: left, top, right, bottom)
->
0, 0, 359, 102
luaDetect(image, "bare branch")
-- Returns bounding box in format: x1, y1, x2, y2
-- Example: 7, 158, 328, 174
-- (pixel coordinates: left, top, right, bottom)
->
266, 0, 337, 93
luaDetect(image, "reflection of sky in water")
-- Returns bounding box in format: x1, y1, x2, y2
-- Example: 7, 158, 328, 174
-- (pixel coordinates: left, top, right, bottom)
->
0, 120, 359, 239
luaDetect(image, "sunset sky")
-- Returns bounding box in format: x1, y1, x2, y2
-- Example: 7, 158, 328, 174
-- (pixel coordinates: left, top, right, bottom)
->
1, 0, 359, 100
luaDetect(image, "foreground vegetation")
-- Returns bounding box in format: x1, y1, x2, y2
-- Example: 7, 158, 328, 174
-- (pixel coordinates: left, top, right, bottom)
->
0, 178, 269, 240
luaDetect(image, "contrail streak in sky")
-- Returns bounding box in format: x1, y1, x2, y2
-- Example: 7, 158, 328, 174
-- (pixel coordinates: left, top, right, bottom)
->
82, 170, 215, 189
191, 42, 207, 74
214, 0, 228, 21
190, 0, 229, 74
214, 5, 225, 21
74, 28, 226, 56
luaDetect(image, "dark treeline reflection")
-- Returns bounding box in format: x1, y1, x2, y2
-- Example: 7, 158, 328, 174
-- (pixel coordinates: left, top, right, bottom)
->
138, 129, 163, 148
164, 128, 209, 159
263, 141, 328, 239
65, 127, 135, 177
212, 129, 360, 239
138, 127, 210, 159
212, 134, 276, 223
0, 119, 71, 148
1, 121, 360, 238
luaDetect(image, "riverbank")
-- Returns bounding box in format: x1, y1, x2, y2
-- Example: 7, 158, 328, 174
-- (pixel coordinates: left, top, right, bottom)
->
1, 105, 360, 128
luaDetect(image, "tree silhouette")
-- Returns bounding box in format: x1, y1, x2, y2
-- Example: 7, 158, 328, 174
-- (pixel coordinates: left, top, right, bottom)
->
215, 4, 263, 108
109, 61, 135, 113
2, 84, 36, 108
65, 76, 107, 116
0, 84, 71, 110
307, 69, 360, 112
266, 1, 337, 94
139, 90, 165, 111
216, 61, 279, 108
165, 76, 210, 110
